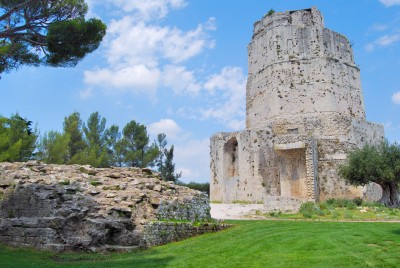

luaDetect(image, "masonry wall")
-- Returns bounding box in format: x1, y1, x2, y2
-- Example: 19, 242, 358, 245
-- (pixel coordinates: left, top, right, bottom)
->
210, 7, 385, 206
246, 8, 365, 129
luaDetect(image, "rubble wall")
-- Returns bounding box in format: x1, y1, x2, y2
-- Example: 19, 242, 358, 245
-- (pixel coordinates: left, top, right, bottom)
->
0, 161, 216, 251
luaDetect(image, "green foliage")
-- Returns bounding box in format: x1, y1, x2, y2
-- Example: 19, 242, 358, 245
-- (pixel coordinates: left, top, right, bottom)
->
340, 141, 400, 207
177, 181, 210, 195
63, 112, 86, 161
0, 113, 37, 162
105, 125, 126, 167
46, 18, 106, 66
89, 180, 102, 186
299, 202, 322, 218
266, 9, 275, 16
156, 134, 181, 182
123, 120, 158, 168
0, 0, 106, 75
37, 131, 70, 164
0, 111, 180, 173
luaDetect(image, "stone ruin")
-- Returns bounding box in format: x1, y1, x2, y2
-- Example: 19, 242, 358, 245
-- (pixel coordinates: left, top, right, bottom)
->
0, 161, 225, 252
210, 7, 384, 209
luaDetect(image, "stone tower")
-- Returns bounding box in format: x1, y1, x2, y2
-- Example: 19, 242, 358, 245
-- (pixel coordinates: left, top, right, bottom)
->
210, 7, 384, 208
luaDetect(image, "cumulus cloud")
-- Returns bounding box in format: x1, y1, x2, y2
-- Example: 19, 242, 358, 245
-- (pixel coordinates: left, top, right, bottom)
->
84, 11, 215, 95
84, 65, 160, 95
365, 34, 400, 51
200, 67, 247, 130
392, 92, 400, 105
379, 0, 400, 7
162, 65, 201, 95
148, 118, 182, 139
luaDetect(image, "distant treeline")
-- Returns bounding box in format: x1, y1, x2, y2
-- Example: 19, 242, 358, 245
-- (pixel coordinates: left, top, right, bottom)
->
177, 181, 210, 196
0, 112, 180, 182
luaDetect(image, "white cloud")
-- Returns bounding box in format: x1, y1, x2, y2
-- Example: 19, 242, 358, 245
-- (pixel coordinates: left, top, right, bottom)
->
392, 91, 400, 104
148, 118, 182, 139
365, 34, 400, 51
174, 138, 210, 182
79, 87, 93, 100
379, 0, 400, 7
370, 23, 389, 32
162, 65, 201, 94
84, 65, 160, 95
105, 0, 187, 21
200, 67, 247, 130
84, 14, 215, 94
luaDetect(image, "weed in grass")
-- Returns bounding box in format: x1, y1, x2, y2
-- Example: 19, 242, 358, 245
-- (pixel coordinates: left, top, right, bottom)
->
268, 211, 282, 217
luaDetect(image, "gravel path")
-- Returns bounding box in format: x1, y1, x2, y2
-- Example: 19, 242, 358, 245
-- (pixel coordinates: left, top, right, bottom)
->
210, 204, 267, 220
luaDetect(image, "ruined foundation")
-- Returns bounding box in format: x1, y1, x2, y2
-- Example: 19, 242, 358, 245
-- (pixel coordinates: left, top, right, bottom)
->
210, 7, 384, 208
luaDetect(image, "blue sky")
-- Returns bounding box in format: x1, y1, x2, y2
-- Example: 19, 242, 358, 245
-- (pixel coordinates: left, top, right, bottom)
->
1, 0, 400, 183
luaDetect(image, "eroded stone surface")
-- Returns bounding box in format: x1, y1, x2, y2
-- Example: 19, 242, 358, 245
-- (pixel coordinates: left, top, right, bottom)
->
210, 7, 384, 206
0, 161, 212, 251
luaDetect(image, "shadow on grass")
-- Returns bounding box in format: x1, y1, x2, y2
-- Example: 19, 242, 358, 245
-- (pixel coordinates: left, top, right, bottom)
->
48, 249, 175, 268
391, 229, 400, 236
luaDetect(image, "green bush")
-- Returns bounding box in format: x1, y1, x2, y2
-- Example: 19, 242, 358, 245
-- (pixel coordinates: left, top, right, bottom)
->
345, 201, 357, 210
353, 197, 363, 206
299, 202, 321, 218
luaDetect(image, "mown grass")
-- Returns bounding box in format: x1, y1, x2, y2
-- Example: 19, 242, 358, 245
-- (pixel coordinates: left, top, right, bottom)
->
1, 220, 400, 267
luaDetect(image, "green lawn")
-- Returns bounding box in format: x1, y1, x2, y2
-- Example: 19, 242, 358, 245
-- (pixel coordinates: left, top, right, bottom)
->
1, 220, 400, 267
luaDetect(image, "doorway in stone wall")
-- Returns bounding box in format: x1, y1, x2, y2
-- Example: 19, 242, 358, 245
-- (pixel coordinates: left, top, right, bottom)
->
277, 148, 308, 199
223, 137, 239, 178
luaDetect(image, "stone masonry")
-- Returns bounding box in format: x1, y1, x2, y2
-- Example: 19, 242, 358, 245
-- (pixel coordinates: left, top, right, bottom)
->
210, 7, 384, 208
0, 161, 221, 251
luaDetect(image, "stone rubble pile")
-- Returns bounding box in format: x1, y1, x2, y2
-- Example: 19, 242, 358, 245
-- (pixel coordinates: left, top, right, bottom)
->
0, 161, 217, 251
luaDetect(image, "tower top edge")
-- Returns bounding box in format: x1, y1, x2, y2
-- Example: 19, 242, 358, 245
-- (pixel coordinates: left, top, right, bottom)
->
253, 7, 324, 35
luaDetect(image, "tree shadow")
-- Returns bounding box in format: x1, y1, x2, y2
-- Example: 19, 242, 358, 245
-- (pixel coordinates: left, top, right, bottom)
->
391, 229, 400, 236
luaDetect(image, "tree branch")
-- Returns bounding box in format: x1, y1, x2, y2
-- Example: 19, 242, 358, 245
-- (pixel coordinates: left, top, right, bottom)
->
0, 0, 41, 22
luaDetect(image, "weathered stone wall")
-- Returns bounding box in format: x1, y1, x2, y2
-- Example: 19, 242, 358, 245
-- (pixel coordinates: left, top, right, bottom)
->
0, 161, 217, 251
143, 222, 230, 247
210, 7, 385, 207
247, 8, 365, 129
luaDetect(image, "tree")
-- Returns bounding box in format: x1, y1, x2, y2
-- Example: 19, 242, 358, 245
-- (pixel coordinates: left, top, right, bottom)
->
160, 145, 181, 182
0, 113, 37, 162
0, 0, 106, 75
339, 141, 400, 207
37, 130, 69, 164
122, 120, 158, 168
155, 133, 181, 182
155, 133, 167, 171
105, 124, 126, 167
63, 111, 86, 163
82, 112, 108, 167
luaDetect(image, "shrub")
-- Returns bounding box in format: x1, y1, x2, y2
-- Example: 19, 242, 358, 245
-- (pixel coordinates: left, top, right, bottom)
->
299, 202, 320, 218
353, 197, 363, 206
345, 201, 357, 210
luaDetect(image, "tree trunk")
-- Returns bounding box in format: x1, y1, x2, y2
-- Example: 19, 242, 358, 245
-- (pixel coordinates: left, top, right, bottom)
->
378, 182, 400, 208
388, 182, 400, 208
379, 183, 391, 206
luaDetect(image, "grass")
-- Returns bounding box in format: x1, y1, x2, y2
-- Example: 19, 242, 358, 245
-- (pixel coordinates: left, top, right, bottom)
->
262, 199, 400, 221
1, 220, 400, 267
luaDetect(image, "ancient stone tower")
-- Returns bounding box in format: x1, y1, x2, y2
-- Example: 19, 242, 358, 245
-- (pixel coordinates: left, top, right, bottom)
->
210, 7, 384, 207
